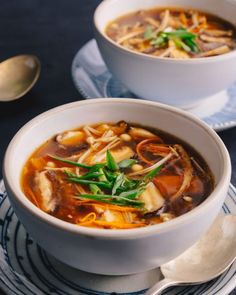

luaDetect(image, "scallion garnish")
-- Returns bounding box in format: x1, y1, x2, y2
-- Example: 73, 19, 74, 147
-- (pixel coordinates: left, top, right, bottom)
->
66, 178, 112, 189
50, 155, 92, 169
65, 150, 163, 209
144, 27, 200, 53
144, 165, 163, 180
112, 173, 124, 195
106, 150, 119, 171
118, 159, 138, 169
89, 184, 102, 195
75, 194, 144, 208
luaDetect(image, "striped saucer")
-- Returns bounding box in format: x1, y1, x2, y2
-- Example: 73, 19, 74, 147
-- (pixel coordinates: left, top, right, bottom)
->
0, 180, 236, 295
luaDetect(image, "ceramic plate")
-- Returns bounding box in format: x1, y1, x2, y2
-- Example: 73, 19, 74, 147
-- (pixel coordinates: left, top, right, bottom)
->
0, 180, 236, 295
71, 39, 236, 132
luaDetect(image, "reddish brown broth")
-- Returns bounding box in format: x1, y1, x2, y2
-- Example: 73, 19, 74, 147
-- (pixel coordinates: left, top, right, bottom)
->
106, 8, 236, 58
21, 122, 214, 229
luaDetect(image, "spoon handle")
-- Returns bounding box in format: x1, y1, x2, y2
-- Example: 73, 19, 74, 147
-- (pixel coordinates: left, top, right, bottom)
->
145, 278, 177, 295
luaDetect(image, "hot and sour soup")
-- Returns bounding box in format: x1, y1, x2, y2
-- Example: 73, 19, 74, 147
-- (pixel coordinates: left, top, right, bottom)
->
106, 8, 236, 58
21, 122, 214, 229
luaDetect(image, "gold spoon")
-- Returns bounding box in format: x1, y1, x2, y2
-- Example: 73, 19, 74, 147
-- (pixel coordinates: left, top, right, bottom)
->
0, 55, 40, 102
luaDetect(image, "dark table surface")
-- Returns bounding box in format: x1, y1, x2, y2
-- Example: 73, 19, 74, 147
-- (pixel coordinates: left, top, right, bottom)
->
0, 0, 235, 294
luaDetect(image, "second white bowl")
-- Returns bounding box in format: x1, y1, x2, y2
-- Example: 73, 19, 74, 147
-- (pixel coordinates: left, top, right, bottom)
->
94, 0, 236, 108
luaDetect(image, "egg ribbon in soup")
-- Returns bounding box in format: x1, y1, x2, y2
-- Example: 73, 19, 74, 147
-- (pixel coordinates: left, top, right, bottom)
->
21, 122, 214, 229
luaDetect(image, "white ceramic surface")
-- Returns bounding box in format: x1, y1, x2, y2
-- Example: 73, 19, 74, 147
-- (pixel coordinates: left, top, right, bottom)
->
71, 38, 236, 131
3, 99, 231, 275
1, 181, 236, 294
94, 0, 236, 108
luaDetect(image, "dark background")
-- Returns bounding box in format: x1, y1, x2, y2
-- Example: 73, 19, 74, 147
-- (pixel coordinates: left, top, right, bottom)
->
0, 0, 235, 294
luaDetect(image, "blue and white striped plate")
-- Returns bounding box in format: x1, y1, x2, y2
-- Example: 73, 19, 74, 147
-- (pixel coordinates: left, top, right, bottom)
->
71, 39, 236, 132
0, 179, 236, 295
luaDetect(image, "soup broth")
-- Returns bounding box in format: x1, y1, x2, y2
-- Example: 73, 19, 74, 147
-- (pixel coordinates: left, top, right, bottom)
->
21, 122, 214, 229
106, 8, 236, 58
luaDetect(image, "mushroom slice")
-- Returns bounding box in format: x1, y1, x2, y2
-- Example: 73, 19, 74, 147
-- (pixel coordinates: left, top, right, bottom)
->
92, 144, 133, 164
129, 127, 156, 140
170, 145, 193, 202
129, 38, 144, 45
200, 34, 232, 44
85, 126, 102, 136
56, 131, 85, 146
168, 17, 182, 29
117, 28, 145, 44
204, 29, 233, 37
145, 17, 160, 28
110, 146, 134, 163
96, 124, 111, 133
159, 47, 174, 58
199, 45, 230, 57
35, 171, 56, 212
139, 182, 165, 212
170, 48, 190, 59
179, 12, 188, 27
156, 9, 170, 33
192, 12, 199, 28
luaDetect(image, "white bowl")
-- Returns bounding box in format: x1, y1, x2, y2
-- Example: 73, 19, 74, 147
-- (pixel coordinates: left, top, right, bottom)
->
3, 98, 231, 275
94, 0, 236, 108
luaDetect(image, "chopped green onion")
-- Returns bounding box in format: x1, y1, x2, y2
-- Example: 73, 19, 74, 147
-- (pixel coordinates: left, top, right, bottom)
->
144, 165, 163, 181
88, 163, 105, 172
144, 26, 154, 40
98, 168, 108, 182
49, 155, 91, 169
185, 38, 200, 53
167, 29, 197, 39
121, 176, 138, 190
150, 35, 166, 46
106, 150, 119, 171
145, 27, 200, 53
76, 194, 144, 208
89, 184, 103, 195
119, 188, 145, 199
67, 178, 112, 189
112, 173, 124, 195
173, 39, 191, 52
65, 171, 103, 180
103, 168, 118, 181
118, 159, 138, 169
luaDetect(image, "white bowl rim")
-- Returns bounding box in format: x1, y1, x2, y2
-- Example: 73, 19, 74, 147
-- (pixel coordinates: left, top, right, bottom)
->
3, 98, 231, 239
94, 0, 236, 63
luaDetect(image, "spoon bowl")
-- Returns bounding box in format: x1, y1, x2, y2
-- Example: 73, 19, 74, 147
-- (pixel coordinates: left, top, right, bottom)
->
0, 55, 40, 102
146, 215, 236, 295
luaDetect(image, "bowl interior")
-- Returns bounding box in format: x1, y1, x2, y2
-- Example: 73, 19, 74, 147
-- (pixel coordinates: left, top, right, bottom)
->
6, 99, 225, 193
95, 0, 236, 33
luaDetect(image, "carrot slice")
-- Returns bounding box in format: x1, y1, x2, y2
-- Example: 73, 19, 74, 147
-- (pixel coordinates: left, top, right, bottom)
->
136, 139, 169, 164
24, 187, 40, 208
30, 157, 46, 170
154, 175, 183, 198
76, 212, 97, 224
92, 220, 146, 229
180, 12, 188, 26
74, 201, 140, 212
